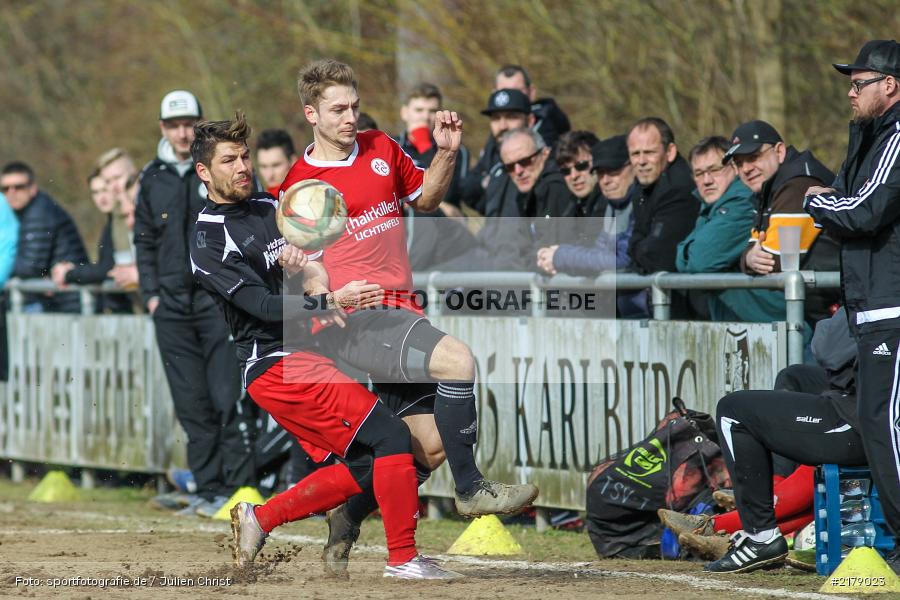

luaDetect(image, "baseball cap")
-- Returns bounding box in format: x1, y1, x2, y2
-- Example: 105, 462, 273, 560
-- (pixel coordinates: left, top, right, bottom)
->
481, 88, 531, 116
591, 135, 630, 171
160, 90, 202, 121
721, 120, 783, 164
833, 40, 900, 77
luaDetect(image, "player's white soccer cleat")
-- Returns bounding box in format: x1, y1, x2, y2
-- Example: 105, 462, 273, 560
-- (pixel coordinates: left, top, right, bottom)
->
322, 505, 361, 576
383, 555, 464, 579
230, 502, 267, 568
454, 479, 539, 517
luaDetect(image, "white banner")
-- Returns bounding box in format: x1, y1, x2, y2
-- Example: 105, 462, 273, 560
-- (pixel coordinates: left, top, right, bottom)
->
421, 317, 786, 510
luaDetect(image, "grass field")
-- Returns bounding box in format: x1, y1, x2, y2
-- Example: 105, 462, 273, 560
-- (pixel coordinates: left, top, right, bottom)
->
0, 476, 893, 599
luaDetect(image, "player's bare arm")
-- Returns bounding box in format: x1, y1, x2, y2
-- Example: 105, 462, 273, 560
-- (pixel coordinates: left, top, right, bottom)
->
412, 109, 462, 212
302, 258, 331, 295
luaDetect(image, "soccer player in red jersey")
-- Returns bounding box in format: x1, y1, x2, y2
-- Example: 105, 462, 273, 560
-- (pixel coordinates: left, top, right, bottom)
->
280, 60, 539, 574
189, 112, 461, 579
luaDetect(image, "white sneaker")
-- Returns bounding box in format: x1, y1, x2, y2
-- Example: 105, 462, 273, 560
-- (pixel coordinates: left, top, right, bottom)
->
383, 555, 464, 579
230, 502, 267, 567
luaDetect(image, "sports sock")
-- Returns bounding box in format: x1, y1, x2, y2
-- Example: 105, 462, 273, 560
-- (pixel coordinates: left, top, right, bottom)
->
714, 466, 816, 534
434, 382, 483, 495
747, 528, 779, 543
373, 454, 419, 566
254, 463, 361, 533
344, 485, 377, 525
344, 460, 432, 525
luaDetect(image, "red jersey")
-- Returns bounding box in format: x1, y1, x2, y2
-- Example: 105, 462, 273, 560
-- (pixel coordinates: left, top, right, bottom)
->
280, 130, 425, 312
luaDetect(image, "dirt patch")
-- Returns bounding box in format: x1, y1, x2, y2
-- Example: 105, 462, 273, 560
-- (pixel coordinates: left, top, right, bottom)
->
0, 480, 839, 600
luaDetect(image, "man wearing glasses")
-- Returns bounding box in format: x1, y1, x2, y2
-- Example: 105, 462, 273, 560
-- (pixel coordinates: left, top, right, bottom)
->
536, 135, 638, 279
674, 136, 753, 319
721, 120, 837, 323
460, 88, 535, 215
805, 39, 900, 557
1, 161, 87, 313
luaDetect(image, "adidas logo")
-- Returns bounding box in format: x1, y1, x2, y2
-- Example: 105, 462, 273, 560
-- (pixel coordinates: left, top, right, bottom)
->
873, 343, 892, 356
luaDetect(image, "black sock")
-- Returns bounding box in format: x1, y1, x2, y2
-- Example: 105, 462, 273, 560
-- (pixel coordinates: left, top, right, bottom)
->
344, 485, 377, 525
344, 461, 433, 525
435, 382, 483, 496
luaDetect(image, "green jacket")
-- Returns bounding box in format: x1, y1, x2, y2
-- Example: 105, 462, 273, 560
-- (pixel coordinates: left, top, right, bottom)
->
675, 178, 753, 273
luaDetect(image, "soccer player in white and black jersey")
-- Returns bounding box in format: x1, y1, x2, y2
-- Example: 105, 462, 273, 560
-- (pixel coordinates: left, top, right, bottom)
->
189, 112, 462, 579
282, 60, 539, 574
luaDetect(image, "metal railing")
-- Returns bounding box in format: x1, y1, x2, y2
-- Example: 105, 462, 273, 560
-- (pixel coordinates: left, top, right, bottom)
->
413, 270, 841, 365
6, 270, 842, 366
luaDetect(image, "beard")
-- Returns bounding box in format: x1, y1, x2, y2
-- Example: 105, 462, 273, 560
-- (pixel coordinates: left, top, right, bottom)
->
212, 179, 252, 203
852, 98, 886, 123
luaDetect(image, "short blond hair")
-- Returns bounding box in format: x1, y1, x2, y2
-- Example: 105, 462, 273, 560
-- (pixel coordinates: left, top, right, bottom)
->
96, 147, 135, 172
297, 59, 358, 108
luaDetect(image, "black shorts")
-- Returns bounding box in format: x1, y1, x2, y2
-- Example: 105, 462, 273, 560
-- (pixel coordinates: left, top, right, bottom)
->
375, 381, 437, 417
317, 308, 446, 383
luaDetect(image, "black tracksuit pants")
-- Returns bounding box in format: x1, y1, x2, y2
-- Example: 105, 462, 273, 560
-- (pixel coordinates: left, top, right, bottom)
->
153, 305, 255, 500
856, 329, 900, 537
715, 364, 868, 535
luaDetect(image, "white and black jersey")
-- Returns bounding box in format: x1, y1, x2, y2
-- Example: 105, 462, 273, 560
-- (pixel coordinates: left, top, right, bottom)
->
189, 193, 329, 385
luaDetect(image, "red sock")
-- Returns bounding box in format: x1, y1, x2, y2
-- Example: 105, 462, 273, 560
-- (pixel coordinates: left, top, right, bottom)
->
713, 465, 816, 534
254, 463, 362, 533
374, 454, 419, 566
777, 513, 813, 536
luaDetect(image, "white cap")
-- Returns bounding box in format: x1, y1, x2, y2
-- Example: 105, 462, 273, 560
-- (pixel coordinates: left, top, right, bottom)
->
159, 90, 202, 120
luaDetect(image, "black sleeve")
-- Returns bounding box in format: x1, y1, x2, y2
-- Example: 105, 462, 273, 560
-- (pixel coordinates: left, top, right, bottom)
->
460, 136, 495, 213
191, 226, 332, 323
229, 285, 332, 322
134, 181, 160, 302
66, 219, 114, 284
50, 205, 89, 267
13, 222, 50, 279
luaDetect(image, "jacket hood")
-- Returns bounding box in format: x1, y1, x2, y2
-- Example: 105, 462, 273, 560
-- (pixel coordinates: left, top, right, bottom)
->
764, 146, 834, 198
157, 137, 179, 164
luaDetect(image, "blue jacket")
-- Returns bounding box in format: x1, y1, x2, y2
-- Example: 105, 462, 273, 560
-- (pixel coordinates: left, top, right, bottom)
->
676, 178, 753, 273
551, 185, 638, 275
0, 192, 17, 286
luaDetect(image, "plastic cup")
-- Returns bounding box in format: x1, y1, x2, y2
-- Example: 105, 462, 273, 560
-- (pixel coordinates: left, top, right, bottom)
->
778, 225, 801, 271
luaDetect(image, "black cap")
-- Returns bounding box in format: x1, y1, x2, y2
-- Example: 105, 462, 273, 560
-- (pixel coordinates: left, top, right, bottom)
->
833, 40, 900, 77
481, 88, 531, 116
721, 120, 783, 163
591, 135, 630, 171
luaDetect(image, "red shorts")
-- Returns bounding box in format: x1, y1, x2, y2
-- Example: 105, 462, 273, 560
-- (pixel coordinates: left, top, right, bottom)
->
246, 352, 378, 462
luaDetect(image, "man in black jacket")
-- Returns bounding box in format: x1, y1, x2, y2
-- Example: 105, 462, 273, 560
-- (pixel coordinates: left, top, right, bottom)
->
805, 39, 900, 552
459, 88, 536, 215
626, 117, 698, 274
433, 127, 568, 272
2, 161, 87, 313
134, 90, 255, 517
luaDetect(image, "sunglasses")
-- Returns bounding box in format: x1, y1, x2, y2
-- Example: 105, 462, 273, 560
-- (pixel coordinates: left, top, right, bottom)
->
560, 161, 591, 176
502, 149, 542, 173
0, 183, 29, 193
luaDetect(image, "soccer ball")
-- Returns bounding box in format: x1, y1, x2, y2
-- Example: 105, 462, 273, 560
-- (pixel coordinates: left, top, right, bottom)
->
276, 179, 347, 250
793, 521, 816, 551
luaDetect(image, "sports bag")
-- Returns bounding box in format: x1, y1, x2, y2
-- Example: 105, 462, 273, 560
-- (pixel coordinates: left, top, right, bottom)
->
585, 397, 730, 558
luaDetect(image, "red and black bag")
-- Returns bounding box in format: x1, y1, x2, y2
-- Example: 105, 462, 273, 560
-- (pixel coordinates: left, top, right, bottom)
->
585, 397, 730, 558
